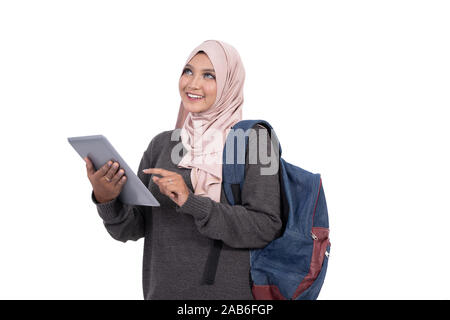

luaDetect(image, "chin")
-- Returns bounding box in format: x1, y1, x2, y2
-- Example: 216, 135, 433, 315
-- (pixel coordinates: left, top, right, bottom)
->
183, 101, 209, 113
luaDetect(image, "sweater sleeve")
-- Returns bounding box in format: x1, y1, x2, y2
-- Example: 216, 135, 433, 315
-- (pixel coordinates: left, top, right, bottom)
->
92, 139, 154, 243
175, 125, 282, 249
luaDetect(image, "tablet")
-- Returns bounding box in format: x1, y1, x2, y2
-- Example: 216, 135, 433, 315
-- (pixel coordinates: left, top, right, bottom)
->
68, 135, 160, 207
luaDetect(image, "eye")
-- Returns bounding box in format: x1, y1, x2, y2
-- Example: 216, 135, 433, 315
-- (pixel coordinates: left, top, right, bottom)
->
182, 68, 192, 75
182, 67, 215, 80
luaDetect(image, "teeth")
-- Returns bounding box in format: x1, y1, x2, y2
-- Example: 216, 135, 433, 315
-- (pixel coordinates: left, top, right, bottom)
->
187, 93, 204, 99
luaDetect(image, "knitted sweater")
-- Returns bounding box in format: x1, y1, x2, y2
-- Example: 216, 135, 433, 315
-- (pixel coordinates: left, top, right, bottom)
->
92, 125, 282, 300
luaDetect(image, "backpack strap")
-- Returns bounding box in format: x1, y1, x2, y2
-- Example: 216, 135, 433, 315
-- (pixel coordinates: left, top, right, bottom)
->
201, 120, 279, 285
222, 120, 278, 205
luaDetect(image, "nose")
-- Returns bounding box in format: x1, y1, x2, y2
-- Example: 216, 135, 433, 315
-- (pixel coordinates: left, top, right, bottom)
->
187, 73, 202, 90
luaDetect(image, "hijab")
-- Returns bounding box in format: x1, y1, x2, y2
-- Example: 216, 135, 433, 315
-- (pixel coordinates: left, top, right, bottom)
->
175, 40, 246, 202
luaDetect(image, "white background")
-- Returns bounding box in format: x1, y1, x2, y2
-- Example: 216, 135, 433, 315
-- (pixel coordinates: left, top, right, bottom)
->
1, 0, 449, 299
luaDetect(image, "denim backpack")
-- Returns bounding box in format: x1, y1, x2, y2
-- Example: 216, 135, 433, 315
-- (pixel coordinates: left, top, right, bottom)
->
201, 120, 331, 300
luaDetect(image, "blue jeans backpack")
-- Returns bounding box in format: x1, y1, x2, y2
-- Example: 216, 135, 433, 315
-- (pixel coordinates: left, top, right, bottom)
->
201, 120, 331, 300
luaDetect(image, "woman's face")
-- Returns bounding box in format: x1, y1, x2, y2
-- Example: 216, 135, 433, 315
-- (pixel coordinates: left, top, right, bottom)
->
179, 52, 217, 113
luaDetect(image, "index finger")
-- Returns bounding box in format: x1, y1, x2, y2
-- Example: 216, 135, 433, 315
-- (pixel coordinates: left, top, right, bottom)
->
93, 160, 113, 178
142, 168, 175, 177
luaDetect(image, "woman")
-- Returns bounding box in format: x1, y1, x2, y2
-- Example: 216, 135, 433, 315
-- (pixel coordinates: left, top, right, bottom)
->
85, 40, 282, 300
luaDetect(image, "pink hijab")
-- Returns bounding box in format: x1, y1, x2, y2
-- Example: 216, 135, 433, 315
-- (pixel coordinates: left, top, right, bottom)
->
175, 40, 245, 202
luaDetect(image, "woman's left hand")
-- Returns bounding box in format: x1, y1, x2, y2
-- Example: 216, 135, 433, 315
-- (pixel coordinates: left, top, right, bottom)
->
142, 168, 190, 207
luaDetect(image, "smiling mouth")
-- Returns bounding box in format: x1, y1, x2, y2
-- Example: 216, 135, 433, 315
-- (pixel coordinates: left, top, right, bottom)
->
186, 92, 205, 101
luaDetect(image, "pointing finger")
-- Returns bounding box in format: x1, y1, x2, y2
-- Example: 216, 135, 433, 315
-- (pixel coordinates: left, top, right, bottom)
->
143, 168, 176, 177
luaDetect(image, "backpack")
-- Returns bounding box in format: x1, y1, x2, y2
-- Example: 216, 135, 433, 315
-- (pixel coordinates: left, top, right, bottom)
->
201, 120, 331, 300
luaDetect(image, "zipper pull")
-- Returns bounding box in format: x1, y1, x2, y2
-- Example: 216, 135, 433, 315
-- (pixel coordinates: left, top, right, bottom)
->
311, 232, 318, 240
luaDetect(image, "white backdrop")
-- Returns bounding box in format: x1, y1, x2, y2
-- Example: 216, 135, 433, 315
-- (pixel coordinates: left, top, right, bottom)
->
1, 0, 449, 299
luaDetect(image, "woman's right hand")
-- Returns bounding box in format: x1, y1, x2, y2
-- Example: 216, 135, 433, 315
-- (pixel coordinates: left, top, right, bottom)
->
85, 157, 127, 203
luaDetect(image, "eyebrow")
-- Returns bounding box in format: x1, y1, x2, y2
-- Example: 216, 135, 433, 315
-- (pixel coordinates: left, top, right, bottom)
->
185, 64, 216, 73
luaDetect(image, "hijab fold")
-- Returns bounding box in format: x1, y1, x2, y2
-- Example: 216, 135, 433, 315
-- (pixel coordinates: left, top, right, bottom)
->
175, 40, 246, 203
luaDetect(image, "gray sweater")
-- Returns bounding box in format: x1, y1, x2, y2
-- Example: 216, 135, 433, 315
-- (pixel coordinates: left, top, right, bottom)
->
92, 125, 282, 300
